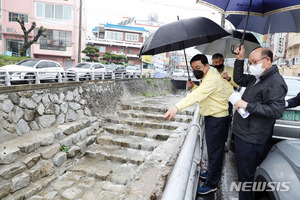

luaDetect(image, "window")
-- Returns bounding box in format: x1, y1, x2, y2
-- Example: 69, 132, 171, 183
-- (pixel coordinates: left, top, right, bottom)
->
127, 49, 133, 54
96, 46, 106, 52
9, 12, 29, 23
35, 2, 72, 20
105, 31, 123, 41
125, 33, 138, 42
39, 29, 72, 51
119, 48, 125, 54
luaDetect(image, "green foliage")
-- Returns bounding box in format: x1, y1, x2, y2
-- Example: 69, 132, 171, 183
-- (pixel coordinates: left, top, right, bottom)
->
164, 79, 169, 84
154, 83, 159, 87
0, 55, 30, 67
145, 78, 153, 85
101, 52, 127, 64
82, 46, 100, 62
60, 145, 70, 153
162, 92, 167, 95
142, 92, 150, 97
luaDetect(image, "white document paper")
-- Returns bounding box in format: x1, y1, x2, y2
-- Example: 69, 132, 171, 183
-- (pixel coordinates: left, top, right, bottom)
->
229, 92, 250, 119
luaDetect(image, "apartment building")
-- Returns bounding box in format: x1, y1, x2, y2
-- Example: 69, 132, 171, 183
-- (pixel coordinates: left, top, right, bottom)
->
0, 0, 86, 68
88, 23, 146, 67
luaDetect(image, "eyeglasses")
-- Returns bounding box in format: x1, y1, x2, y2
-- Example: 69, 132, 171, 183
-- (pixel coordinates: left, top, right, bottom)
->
191, 64, 205, 71
247, 57, 266, 67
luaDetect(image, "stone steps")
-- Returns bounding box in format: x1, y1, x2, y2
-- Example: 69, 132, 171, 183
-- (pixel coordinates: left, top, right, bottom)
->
0, 117, 101, 200
121, 103, 194, 116
103, 122, 171, 141
85, 144, 150, 165
116, 109, 193, 123
103, 116, 187, 131
96, 133, 162, 151
69, 157, 138, 186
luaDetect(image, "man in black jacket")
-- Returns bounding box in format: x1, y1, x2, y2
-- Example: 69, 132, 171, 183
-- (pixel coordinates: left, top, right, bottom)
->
232, 46, 287, 200
286, 92, 300, 108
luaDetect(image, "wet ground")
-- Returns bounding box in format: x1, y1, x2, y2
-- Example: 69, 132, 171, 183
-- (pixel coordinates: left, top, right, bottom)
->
196, 133, 239, 200
26, 94, 196, 200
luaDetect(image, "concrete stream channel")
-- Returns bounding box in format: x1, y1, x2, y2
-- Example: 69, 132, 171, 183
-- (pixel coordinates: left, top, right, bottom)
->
24, 94, 194, 200
0, 78, 238, 200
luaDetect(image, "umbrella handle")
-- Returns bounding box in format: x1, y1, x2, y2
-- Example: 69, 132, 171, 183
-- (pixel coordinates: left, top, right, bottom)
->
231, 45, 238, 55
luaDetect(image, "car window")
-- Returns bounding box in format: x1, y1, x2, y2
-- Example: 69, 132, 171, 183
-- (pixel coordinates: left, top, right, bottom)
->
17, 59, 39, 67
94, 64, 104, 69
75, 63, 91, 69
285, 79, 300, 96
47, 62, 56, 68
36, 62, 47, 68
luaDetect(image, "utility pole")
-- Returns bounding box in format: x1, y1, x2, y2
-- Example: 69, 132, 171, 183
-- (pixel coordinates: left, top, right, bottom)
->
78, 0, 82, 63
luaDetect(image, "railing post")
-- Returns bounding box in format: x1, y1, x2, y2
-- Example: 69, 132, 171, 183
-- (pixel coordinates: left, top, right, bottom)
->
91, 71, 95, 80
35, 72, 41, 84
102, 72, 105, 80
112, 72, 115, 79
161, 104, 202, 200
5, 71, 11, 86
58, 72, 63, 83
75, 72, 79, 82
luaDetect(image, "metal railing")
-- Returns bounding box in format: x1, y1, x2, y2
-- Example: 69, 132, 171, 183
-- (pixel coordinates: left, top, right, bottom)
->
162, 104, 204, 200
0, 70, 150, 86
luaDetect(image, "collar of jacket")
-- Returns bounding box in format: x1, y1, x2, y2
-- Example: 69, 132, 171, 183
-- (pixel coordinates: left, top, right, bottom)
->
259, 65, 278, 81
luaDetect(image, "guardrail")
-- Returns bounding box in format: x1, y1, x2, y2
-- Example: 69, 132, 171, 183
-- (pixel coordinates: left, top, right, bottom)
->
0, 70, 159, 86
162, 104, 204, 200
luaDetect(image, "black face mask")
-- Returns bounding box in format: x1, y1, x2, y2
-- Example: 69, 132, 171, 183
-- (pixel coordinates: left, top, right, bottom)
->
193, 70, 204, 79
214, 63, 224, 70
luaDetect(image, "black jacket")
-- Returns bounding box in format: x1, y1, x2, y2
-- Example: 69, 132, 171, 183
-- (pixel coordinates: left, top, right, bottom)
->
232, 60, 287, 144
287, 92, 300, 108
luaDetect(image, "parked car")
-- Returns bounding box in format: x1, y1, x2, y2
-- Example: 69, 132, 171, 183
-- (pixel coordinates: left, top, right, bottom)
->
239, 75, 300, 140
0, 58, 65, 84
273, 75, 300, 140
106, 63, 126, 73
172, 69, 185, 77
66, 62, 113, 80
126, 66, 142, 78
254, 139, 300, 200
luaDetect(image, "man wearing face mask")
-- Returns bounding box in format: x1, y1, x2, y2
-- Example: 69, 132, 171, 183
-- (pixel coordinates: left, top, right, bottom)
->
164, 54, 229, 195
232, 46, 287, 200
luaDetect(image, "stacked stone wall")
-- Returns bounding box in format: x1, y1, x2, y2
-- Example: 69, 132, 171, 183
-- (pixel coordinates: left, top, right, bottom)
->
0, 78, 172, 199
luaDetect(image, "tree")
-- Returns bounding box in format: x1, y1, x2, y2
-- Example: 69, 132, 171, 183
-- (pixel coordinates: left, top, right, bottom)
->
15, 16, 47, 57
101, 52, 128, 64
82, 46, 100, 62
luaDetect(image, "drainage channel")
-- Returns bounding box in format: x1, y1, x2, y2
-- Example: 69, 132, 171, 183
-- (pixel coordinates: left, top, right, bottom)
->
27, 94, 195, 200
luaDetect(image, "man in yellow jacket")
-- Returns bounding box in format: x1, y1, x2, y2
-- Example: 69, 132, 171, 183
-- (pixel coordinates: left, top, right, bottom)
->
164, 54, 229, 195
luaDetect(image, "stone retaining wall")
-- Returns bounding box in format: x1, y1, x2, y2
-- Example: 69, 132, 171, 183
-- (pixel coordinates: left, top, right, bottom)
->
0, 78, 173, 199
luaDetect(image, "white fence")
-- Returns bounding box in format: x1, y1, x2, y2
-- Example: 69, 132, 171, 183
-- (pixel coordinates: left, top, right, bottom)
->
0, 70, 157, 86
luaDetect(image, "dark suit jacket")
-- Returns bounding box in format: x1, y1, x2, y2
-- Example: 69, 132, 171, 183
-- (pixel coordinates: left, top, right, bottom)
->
287, 92, 300, 108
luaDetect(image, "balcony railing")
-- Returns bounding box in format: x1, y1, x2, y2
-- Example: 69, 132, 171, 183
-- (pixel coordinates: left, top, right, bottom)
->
87, 37, 143, 48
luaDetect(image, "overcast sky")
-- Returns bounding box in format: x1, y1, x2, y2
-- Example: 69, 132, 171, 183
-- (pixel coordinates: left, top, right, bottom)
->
85, 0, 222, 34
85, 0, 227, 56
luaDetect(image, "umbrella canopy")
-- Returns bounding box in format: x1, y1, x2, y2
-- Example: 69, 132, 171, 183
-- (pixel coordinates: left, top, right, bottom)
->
226, 10, 300, 34
139, 17, 230, 56
196, 0, 300, 16
194, 30, 260, 58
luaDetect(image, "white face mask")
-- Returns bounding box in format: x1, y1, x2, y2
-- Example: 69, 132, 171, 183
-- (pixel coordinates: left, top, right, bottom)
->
249, 63, 264, 76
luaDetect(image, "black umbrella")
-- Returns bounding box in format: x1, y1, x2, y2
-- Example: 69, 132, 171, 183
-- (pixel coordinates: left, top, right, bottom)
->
139, 17, 230, 56
139, 17, 230, 80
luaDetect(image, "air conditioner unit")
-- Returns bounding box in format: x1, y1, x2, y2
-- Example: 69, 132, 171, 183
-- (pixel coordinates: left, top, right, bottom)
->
112, 51, 117, 54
